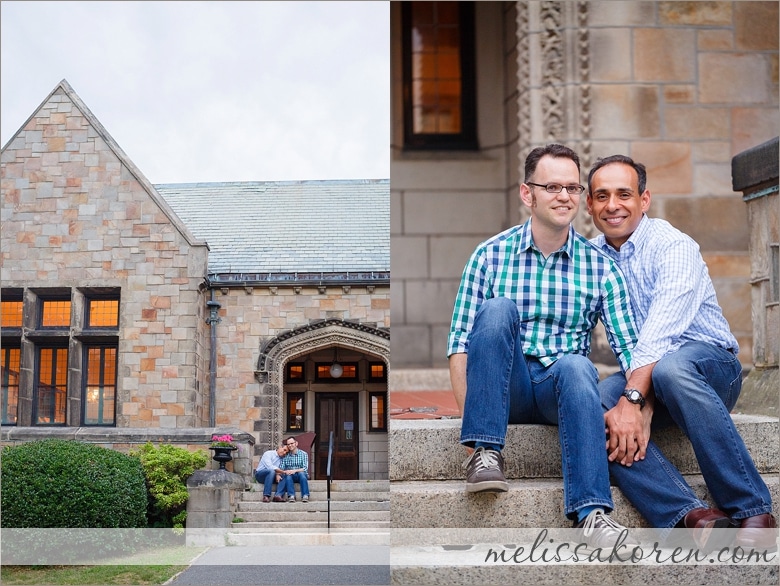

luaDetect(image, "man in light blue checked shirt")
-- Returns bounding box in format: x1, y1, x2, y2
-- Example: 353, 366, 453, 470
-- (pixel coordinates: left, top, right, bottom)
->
588, 154, 775, 552
448, 144, 640, 550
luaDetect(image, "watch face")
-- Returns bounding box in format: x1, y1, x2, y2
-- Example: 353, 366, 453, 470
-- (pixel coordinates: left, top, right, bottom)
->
624, 389, 642, 403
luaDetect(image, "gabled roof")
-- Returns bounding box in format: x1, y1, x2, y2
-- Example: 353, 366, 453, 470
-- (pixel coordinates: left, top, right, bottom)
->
155, 179, 389, 278
2, 79, 205, 249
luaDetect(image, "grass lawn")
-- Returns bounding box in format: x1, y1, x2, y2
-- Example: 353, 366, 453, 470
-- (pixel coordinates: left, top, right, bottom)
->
0, 564, 186, 585
1, 545, 207, 585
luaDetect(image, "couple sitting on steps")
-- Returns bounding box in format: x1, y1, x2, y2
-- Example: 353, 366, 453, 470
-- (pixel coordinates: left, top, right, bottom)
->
449, 145, 776, 553
255, 436, 310, 503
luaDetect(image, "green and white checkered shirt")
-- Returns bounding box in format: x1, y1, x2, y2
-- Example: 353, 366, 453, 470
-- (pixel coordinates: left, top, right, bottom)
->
447, 221, 637, 372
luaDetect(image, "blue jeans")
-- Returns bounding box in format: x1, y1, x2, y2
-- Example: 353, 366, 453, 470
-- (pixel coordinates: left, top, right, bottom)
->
282, 471, 310, 498
600, 341, 773, 538
460, 297, 613, 520
255, 469, 284, 496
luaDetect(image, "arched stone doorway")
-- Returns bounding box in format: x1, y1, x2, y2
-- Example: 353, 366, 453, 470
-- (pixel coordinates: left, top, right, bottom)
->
255, 319, 389, 480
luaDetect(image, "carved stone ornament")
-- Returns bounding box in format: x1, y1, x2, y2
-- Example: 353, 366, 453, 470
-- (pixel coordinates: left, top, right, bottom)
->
254, 319, 390, 450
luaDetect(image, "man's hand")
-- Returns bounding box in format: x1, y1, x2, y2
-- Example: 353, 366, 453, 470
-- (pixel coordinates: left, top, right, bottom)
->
604, 398, 649, 466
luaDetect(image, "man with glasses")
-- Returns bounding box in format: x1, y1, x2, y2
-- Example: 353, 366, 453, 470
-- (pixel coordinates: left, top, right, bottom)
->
254, 443, 289, 503
587, 154, 776, 551
448, 143, 639, 549
279, 437, 310, 503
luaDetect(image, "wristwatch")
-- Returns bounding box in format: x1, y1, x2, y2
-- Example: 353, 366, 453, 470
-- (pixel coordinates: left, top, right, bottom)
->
622, 388, 645, 409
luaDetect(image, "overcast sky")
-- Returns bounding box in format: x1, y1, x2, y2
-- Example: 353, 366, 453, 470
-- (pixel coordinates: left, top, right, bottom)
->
1, 1, 389, 184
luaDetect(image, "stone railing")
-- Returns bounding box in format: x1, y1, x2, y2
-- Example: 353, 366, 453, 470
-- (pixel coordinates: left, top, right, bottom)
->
731, 136, 779, 417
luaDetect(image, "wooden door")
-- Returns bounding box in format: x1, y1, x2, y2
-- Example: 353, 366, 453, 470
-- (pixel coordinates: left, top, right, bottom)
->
315, 393, 359, 479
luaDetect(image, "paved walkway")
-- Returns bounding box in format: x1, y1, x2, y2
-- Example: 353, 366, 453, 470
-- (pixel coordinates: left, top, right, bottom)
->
167, 545, 390, 585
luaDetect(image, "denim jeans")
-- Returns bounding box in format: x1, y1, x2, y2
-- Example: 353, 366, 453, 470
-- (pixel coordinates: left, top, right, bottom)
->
285, 471, 310, 498
600, 341, 773, 538
255, 469, 283, 497
275, 474, 293, 496
460, 297, 614, 520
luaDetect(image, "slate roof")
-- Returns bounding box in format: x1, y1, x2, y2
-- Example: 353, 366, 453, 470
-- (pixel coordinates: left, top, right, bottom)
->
154, 179, 389, 279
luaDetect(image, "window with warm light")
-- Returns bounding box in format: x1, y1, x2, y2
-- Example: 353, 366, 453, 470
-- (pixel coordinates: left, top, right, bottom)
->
286, 363, 305, 382
369, 391, 387, 432
369, 362, 387, 382
2, 287, 120, 427
1, 345, 20, 425
83, 346, 116, 425
87, 299, 119, 329
315, 362, 358, 382
1, 300, 23, 328
35, 347, 68, 424
40, 299, 71, 328
402, 1, 476, 150
287, 392, 305, 431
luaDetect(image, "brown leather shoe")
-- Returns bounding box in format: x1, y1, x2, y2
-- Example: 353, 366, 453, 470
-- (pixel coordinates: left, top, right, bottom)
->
272, 495, 284, 502
735, 514, 778, 551
681, 508, 733, 552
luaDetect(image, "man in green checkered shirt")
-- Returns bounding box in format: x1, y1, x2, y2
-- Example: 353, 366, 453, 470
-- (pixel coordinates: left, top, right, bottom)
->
448, 144, 639, 550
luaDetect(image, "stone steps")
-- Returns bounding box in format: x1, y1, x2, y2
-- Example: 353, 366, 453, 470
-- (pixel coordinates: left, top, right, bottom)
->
237, 500, 389, 512
225, 528, 390, 546
391, 475, 780, 529
234, 520, 391, 529
388, 415, 779, 584
235, 510, 390, 523
230, 479, 390, 539
390, 415, 778, 481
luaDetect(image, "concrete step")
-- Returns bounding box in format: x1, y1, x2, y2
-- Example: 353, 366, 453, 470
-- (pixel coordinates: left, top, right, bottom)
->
235, 510, 389, 523
223, 529, 390, 546
237, 500, 389, 513
243, 490, 389, 502
390, 550, 776, 585
248, 479, 389, 491
390, 475, 779, 529
232, 520, 390, 530
390, 415, 779, 481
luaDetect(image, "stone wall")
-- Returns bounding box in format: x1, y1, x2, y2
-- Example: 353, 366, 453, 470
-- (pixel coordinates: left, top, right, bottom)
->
1, 82, 211, 427
211, 284, 390, 478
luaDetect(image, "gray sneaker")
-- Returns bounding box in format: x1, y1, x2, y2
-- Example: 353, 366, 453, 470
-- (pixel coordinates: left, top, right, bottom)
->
575, 508, 640, 550
463, 447, 508, 493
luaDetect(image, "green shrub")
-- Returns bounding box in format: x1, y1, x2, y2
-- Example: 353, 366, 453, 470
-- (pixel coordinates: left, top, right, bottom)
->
130, 443, 208, 529
0, 439, 148, 529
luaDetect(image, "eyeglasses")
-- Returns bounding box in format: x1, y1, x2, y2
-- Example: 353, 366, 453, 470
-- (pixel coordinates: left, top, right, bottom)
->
527, 182, 585, 195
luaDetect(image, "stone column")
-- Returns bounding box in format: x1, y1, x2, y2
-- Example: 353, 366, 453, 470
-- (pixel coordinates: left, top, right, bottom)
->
731, 137, 779, 416
186, 469, 247, 529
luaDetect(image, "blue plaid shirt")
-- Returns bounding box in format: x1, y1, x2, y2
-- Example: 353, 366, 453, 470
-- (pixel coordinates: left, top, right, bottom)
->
591, 215, 738, 369
448, 220, 637, 372
281, 449, 309, 477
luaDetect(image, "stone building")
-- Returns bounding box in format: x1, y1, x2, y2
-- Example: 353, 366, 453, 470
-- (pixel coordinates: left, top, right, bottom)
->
1, 80, 390, 480
390, 1, 779, 370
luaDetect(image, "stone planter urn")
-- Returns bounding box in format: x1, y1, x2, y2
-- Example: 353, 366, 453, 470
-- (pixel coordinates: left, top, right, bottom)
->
209, 446, 237, 470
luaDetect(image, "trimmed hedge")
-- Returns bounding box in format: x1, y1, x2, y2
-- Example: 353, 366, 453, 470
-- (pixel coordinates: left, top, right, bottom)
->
0, 438, 148, 528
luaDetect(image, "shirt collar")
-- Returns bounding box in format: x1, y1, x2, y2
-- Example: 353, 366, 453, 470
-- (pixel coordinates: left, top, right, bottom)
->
516, 220, 576, 258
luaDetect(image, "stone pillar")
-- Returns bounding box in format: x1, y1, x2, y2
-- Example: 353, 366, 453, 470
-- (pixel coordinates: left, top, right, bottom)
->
186, 469, 247, 529
731, 137, 779, 417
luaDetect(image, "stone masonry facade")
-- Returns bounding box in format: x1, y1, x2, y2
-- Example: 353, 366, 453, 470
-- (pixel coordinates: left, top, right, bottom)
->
1, 84, 211, 428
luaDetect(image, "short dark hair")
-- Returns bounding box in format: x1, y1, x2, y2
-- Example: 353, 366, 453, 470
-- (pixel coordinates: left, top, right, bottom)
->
587, 154, 647, 194
524, 144, 581, 183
